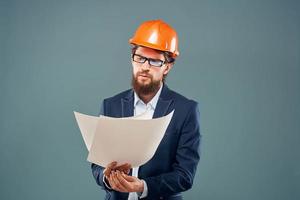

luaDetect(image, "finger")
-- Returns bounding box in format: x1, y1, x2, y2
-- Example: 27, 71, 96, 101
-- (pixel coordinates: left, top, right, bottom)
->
124, 163, 132, 174
120, 173, 144, 193
116, 163, 132, 175
115, 163, 131, 172
117, 172, 135, 191
104, 161, 117, 177
124, 168, 130, 175
107, 161, 118, 169
121, 173, 136, 182
113, 171, 129, 192
110, 171, 127, 192
125, 163, 132, 169
108, 172, 117, 190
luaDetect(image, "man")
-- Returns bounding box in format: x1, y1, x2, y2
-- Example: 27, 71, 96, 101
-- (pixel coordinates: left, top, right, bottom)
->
91, 19, 201, 200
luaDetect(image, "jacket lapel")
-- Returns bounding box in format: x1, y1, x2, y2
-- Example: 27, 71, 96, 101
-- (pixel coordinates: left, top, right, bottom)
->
153, 84, 173, 119
121, 84, 174, 119
121, 90, 134, 117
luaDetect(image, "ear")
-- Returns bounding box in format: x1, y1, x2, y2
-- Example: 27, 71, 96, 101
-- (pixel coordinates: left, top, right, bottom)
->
163, 63, 173, 75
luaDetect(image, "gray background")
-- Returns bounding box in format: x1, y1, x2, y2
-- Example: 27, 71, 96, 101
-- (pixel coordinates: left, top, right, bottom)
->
1, 0, 299, 199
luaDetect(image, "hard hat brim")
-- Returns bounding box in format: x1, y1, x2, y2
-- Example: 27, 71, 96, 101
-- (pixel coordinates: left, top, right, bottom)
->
129, 38, 179, 58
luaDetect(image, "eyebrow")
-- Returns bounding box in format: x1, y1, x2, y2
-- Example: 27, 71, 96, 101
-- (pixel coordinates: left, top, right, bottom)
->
135, 53, 165, 61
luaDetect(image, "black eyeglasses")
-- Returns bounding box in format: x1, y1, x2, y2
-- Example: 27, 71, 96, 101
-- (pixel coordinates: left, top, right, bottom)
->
132, 54, 166, 67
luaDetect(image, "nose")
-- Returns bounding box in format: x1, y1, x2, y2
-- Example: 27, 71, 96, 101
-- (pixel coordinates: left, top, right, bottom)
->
140, 61, 151, 71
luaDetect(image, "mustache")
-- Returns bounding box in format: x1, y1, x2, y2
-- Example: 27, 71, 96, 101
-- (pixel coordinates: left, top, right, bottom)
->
137, 72, 152, 78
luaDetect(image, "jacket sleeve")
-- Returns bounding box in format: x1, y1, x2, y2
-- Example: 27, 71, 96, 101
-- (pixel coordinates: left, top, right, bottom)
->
90, 99, 112, 190
143, 102, 201, 199
91, 163, 109, 189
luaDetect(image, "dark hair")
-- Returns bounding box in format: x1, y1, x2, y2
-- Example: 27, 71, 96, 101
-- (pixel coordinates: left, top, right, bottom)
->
131, 45, 176, 64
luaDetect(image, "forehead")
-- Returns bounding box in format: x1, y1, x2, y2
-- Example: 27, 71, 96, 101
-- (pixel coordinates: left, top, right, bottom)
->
135, 46, 165, 60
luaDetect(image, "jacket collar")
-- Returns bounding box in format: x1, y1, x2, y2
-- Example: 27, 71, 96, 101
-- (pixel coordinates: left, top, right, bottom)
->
121, 84, 173, 118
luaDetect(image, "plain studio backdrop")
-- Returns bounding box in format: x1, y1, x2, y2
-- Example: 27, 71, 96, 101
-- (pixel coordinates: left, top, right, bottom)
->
0, 0, 299, 199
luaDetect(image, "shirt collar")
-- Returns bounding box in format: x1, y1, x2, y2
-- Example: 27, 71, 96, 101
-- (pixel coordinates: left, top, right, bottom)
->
134, 83, 163, 110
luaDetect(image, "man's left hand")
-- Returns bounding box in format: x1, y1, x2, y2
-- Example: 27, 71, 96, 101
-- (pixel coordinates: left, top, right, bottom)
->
108, 171, 144, 193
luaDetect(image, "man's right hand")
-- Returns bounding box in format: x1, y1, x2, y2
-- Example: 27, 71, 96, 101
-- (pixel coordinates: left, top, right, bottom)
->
103, 161, 132, 178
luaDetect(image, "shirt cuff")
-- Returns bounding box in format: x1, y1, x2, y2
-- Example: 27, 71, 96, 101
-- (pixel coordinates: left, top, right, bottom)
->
138, 179, 148, 198
103, 175, 112, 190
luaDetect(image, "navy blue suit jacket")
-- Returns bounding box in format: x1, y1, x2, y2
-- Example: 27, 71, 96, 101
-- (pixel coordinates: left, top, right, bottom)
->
91, 84, 201, 200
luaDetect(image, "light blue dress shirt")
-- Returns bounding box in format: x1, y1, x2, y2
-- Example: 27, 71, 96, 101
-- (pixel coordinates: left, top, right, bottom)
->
128, 84, 163, 200
102, 84, 163, 200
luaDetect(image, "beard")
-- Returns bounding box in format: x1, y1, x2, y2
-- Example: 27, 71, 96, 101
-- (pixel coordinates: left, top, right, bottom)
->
131, 72, 161, 96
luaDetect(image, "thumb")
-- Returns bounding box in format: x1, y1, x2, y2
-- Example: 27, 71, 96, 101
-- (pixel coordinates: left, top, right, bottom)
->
121, 173, 136, 182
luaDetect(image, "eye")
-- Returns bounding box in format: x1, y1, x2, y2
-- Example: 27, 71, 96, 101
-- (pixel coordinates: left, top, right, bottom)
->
149, 59, 163, 67
134, 55, 146, 62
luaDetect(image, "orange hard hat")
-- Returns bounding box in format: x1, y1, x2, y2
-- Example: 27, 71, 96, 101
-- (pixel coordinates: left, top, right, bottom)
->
129, 19, 179, 58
